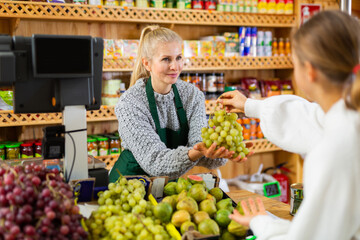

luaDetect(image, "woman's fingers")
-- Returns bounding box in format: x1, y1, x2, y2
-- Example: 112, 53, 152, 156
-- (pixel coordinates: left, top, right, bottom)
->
248, 198, 258, 214
241, 200, 251, 216
256, 197, 266, 213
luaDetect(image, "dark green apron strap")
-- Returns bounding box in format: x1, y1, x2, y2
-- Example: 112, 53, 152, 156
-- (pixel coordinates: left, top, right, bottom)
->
172, 84, 189, 136
146, 78, 166, 143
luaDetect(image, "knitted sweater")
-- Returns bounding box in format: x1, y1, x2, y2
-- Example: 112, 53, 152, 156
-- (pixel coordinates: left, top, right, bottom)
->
115, 78, 227, 179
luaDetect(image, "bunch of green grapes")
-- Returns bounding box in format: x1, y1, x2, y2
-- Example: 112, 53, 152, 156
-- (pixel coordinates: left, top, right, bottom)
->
201, 109, 249, 159
103, 215, 171, 240
86, 177, 174, 239
97, 177, 147, 213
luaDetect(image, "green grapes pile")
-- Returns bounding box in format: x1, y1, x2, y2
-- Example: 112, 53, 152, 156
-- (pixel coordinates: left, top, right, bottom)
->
86, 177, 172, 240
201, 109, 249, 159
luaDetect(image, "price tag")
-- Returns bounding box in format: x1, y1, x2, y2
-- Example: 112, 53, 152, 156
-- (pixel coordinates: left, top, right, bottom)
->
263, 181, 281, 198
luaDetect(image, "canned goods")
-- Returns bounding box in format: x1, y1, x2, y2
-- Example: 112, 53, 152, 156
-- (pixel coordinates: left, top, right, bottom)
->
290, 183, 304, 216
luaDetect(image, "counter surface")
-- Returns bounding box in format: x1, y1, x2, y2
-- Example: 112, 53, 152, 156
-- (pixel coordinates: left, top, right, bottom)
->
227, 190, 293, 221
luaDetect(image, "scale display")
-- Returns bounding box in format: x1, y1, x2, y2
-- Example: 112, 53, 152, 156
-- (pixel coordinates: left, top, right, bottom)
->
263, 181, 281, 198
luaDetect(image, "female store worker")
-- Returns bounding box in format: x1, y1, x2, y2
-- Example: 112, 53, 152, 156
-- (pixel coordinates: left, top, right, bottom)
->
109, 26, 242, 182
219, 11, 360, 240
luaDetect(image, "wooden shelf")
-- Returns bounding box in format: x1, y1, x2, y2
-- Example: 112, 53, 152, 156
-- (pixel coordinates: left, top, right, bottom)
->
95, 154, 119, 170
103, 56, 293, 72
0, 1, 295, 27
0, 106, 117, 127
94, 138, 279, 170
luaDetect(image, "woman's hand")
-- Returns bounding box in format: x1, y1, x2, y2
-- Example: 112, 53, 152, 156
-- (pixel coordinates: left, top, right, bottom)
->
228, 142, 254, 163
193, 142, 234, 159
229, 197, 267, 227
217, 90, 248, 113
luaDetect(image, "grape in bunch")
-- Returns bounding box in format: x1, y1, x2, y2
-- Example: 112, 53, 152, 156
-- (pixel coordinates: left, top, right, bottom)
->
201, 109, 250, 159
0, 163, 87, 240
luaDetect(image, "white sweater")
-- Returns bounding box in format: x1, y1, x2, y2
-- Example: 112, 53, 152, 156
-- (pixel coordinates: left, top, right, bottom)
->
245, 95, 360, 240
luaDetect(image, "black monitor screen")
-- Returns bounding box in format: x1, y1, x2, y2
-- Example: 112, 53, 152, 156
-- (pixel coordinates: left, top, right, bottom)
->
33, 36, 92, 77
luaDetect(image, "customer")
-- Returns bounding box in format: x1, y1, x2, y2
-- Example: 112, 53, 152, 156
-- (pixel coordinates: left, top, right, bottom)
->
220, 11, 360, 240
109, 26, 242, 182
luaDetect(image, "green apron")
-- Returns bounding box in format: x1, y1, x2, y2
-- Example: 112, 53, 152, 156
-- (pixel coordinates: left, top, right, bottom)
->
109, 77, 189, 183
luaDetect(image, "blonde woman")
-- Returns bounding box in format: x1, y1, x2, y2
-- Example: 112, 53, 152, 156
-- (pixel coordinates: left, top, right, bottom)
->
109, 26, 242, 182
219, 11, 360, 240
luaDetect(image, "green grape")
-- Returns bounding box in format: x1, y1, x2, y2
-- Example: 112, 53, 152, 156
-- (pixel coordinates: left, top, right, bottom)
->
225, 135, 233, 142
229, 146, 236, 152
215, 126, 222, 133
205, 139, 212, 148
201, 127, 207, 134
203, 132, 210, 139
208, 119, 214, 127
223, 126, 230, 131
230, 113, 238, 121
232, 153, 239, 158
239, 152, 246, 158
243, 148, 249, 155
103, 190, 111, 199
217, 115, 224, 123
108, 183, 116, 190
240, 142, 246, 148
105, 198, 113, 206
220, 130, 227, 138
213, 117, 218, 125
208, 128, 215, 134
210, 132, 219, 140
98, 197, 105, 205
217, 136, 224, 143
237, 146, 243, 152
224, 121, 231, 127
230, 128, 239, 137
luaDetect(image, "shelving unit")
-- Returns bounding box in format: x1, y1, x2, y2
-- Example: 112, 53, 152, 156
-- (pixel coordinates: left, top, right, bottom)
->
0, 0, 308, 184
103, 56, 293, 72
0, 1, 295, 27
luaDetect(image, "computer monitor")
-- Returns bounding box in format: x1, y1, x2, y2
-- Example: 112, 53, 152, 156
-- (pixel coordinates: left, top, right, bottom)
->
0, 34, 103, 113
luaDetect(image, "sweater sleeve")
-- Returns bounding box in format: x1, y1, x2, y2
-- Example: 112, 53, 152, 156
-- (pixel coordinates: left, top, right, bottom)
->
244, 95, 325, 155
116, 102, 198, 179
186, 89, 227, 169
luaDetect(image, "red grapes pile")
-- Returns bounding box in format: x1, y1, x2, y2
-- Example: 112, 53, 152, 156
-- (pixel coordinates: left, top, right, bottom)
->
0, 163, 88, 240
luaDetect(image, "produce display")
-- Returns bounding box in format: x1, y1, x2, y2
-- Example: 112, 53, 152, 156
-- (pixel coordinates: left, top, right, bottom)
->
86, 176, 172, 240
0, 163, 87, 240
202, 109, 250, 159
162, 175, 249, 239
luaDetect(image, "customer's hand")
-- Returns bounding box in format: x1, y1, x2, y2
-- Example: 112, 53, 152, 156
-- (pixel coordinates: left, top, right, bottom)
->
229, 197, 267, 227
217, 90, 247, 113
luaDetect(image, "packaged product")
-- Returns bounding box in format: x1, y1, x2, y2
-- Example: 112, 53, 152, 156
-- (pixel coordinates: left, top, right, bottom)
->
241, 78, 262, 99
250, 118, 257, 140
89, 0, 103, 4
225, 40, 240, 57
103, 39, 115, 58
47, 0, 66, 3
262, 80, 281, 97
223, 32, 239, 41
199, 41, 212, 57
258, 0, 267, 13
136, 0, 149, 7
150, 0, 165, 8
0, 90, 13, 110
276, 0, 285, 14
237, 0, 244, 12
183, 41, 199, 58
280, 80, 294, 95
267, 0, 276, 13
0, 145, 5, 161
244, 0, 251, 12
73, 0, 88, 4
120, 0, 134, 6
284, 0, 293, 14
166, 0, 175, 8
192, 0, 204, 9
103, 0, 120, 5
122, 40, 139, 58
256, 118, 264, 139
113, 40, 123, 58
251, 0, 258, 13
204, 0, 216, 10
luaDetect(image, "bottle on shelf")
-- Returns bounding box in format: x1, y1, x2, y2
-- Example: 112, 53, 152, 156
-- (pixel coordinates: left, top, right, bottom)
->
272, 37, 278, 56
278, 37, 285, 56
285, 38, 291, 56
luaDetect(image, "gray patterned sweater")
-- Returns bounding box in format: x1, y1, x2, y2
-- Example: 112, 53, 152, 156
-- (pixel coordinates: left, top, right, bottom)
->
115, 78, 227, 179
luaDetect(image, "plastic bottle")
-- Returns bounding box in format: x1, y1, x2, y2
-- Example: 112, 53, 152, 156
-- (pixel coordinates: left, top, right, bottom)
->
276, 0, 285, 14
250, 27, 257, 57
285, 38, 291, 56
272, 37, 278, 56
267, 0, 276, 14
285, 0, 293, 15
278, 37, 285, 56
258, 0, 267, 13
264, 31, 272, 57
256, 31, 265, 57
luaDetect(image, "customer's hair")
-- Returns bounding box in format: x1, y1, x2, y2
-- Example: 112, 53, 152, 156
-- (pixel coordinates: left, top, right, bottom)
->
130, 25, 182, 86
292, 10, 360, 111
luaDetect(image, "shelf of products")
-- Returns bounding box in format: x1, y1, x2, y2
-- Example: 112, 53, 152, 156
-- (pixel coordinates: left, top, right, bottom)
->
103, 55, 293, 72
0, 106, 117, 127
0, 1, 295, 27
94, 138, 280, 170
